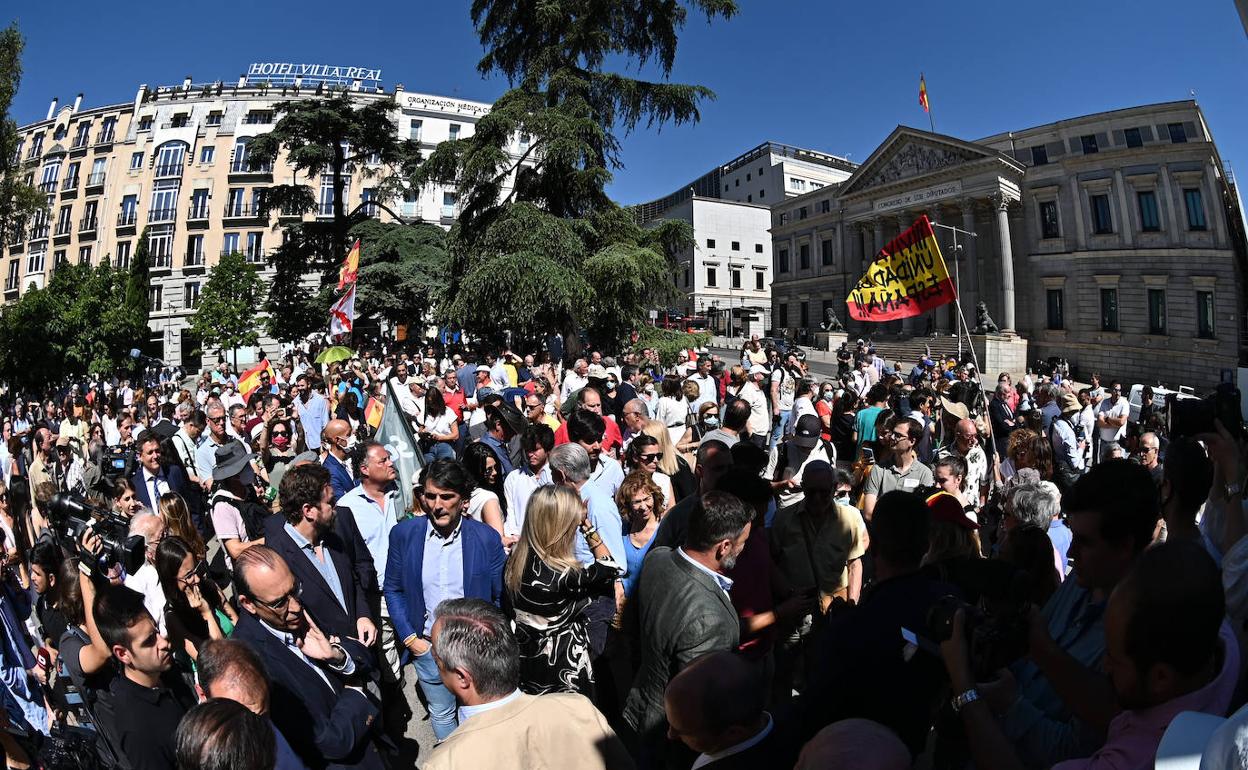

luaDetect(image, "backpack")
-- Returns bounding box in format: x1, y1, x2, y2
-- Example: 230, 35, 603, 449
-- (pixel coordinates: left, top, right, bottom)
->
211, 491, 271, 542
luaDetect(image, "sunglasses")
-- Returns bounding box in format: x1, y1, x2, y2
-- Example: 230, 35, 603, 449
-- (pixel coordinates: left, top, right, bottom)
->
637, 453, 661, 463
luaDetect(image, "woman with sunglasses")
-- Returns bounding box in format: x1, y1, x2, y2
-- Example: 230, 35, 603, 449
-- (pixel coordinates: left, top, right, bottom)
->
156, 536, 236, 665
624, 435, 674, 515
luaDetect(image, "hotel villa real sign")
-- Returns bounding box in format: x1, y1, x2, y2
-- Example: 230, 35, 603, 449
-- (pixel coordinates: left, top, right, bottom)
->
246, 63, 382, 85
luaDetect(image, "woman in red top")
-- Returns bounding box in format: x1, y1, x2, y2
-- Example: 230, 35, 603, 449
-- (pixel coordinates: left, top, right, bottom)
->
814, 382, 836, 442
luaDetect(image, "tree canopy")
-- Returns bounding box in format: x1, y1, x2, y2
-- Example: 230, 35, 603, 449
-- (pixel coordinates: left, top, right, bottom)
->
0, 22, 44, 246
189, 251, 265, 367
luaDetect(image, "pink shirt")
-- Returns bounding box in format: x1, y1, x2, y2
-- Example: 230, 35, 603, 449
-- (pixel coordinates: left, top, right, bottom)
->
1054, 620, 1240, 770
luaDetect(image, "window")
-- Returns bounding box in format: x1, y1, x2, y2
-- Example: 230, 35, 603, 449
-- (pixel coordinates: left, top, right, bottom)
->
442, 191, 457, 219
89, 157, 106, 185
80, 200, 98, 230
189, 189, 208, 219
150, 182, 179, 222
800, 301, 809, 329
1046, 289, 1064, 330
1147, 288, 1167, 334
401, 187, 419, 218
683, 268, 689, 287
1168, 122, 1187, 144
205, 112, 223, 127
78, 245, 91, 265
798, 207, 808, 220
755, 243, 763, 253
130, 152, 144, 170
777, 303, 787, 329
790, 178, 806, 191
1197, 291, 1216, 338
731, 269, 741, 289
759, 167, 765, 176
116, 241, 131, 269
221, 232, 239, 255
1080, 134, 1098, 154
731, 241, 740, 251
149, 229, 172, 267
73, 122, 91, 148
28, 133, 43, 158
170, 114, 189, 128
137, 116, 153, 131
245, 232, 263, 262
818, 199, 831, 214
706, 239, 716, 249
361, 188, 378, 215
759, 189, 765, 199
148, 286, 163, 311
98, 117, 116, 143
706, 267, 717, 287
184, 282, 201, 309
244, 110, 272, 125
26, 248, 44, 275
56, 206, 72, 235
821, 239, 834, 266
1124, 127, 1143, 148
1184, 188, 1207, 230
746, 173, 751, 181
724, 184, 729, 192
39, 159, 61, 191
799, 243, 810, 269
1031, 145, 1048, 165
777, 248, 789, 273
1137, 191, 1160, 232
1099, 288, 1119, 331
186, 234, 204, 265
448, 123, 460, 140
53, 250, 67, 268
754, 272, 764, 291
1039, 200, 1060, 239
811, 182, 824, 190
1090, 194, 1113, 234
734, 179, 739, 188
409, 119, 423, 141
63, 161, 80, 188
119, 194, 137, 226
155, 142, 186, 176
200, 147, 214, 164
6, 260, 19, 290
517, 133, 530, 153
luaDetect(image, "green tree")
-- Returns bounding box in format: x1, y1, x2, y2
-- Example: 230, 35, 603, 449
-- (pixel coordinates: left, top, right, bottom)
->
417, 0, 734, 353
351, 217, 450, 328
0, 22, 44, 246
123, 227, 151, 333
189, 251, 265, 369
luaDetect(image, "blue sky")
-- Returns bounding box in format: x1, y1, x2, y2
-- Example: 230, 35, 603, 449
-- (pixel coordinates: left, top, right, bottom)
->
9, 1, 1248, 205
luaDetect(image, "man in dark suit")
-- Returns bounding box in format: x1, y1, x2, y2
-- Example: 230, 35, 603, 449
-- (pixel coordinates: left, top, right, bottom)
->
232, 546, 387, 770
664, 650, 794, 770
264, 463, 377, 646
322, 419, 358, 501
624, 490, 753, 762
988, 382, 1018, 456
383, 459, 506, 742
131, 430, 198, 514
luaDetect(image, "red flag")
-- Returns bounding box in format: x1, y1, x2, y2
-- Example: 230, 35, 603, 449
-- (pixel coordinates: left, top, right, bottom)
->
337, 240, 360, 292
238, 359, 275, 400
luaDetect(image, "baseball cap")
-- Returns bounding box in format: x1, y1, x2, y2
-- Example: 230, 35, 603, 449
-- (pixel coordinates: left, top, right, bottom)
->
474, 364, 491, 374
748, 364, 768, 376
792, 414, 822, 449
587, 364, 610, 381
926, 491, 979, 530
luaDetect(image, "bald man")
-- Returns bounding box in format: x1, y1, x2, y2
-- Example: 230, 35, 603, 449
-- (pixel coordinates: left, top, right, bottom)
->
935, 418, 989, 509
794, 719, 910, 770
320, 419, 358, 501
664, 651, 792, 769
196, 639, 305, 770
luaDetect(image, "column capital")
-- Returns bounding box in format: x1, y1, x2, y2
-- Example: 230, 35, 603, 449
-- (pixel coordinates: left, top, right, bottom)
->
959, 196, 979, 213
989, 191, 1018, 211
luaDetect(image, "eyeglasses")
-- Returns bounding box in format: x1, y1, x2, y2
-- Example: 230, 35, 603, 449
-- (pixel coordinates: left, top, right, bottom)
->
207, 416, 225, 424
271, 430, 288, 437
178, 559, 208, 586
250, 579, 303, 613
637, 453, 661, 463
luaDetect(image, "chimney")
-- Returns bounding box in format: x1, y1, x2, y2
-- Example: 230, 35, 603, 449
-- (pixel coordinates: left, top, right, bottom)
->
46, 97, 58, 120
352, 79, 362, 91
183, 75, 192, 90
72, 93, 82, 113
238, 75, 247, 88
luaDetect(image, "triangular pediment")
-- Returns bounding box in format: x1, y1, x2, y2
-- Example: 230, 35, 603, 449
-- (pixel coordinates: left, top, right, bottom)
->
838, 127, 1012, 198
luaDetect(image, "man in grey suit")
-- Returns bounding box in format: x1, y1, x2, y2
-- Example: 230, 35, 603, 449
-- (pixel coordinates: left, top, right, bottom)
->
623, 490, 753, 763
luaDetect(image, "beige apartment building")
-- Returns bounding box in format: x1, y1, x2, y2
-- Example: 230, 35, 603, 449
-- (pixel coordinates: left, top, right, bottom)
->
5, 69, 519, 370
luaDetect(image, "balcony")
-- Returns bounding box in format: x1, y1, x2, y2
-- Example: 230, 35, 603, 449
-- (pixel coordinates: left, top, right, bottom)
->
223, 204, 264, 223
70, 136, 89, 150
78, 216, 98, 234
60, 176, 79, 192
28, 225, 49, 241
4, 277, 18, 293
54, 221, 73, 237
36, 180, 57, 194
184, 250, 205, 269
187, 204, 210, 228
153, 162, 184, 178
85, 172, 105, 192
148, 208, 176, 224
316, 203, 335, 218
244, 249, 265, 264
116, 211, 138, 231
149, 253, 172, 270
94, 131, 115, 147
228, 158, 273, 181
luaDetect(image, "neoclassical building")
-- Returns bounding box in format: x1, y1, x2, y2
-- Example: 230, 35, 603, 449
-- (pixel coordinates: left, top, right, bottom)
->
5, 67, 523, 369
769, 100, 1247, 389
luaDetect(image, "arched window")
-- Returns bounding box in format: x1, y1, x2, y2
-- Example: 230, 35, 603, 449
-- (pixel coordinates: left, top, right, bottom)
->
154, 141, 187, 177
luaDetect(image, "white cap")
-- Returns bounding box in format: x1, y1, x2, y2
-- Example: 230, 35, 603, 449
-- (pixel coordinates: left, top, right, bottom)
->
748, 364, 768, 376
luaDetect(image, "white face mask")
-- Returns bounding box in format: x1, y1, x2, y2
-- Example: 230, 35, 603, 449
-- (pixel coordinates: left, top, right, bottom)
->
822, 392, 834, 402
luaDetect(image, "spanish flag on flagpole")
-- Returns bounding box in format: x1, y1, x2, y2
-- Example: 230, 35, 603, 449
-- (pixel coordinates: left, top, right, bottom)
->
238, 359, 275, 400
919, 74, 930, 113
337, 239, 360, 292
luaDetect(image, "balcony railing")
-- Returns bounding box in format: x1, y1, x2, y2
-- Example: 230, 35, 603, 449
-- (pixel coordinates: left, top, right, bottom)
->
187, 204, 209, 220
224, 204, 260, 218
219, 248, 240, 257
36, 180, 57, 193
185, 250, 205, 267
54, 221, 73, 237
29, 225, 49, 240
149, 254, 171, 269
148, 208, 176, 223
153, 162, 184, 177
79, 216, 98, 232
244, 249, 265, 263
4, 278, 18, 292
317, 203, 335, 217
85, 172, 105, 187
71, 136, 89, 150
95, 131, 115, 145
229, 158, 273, 174
117, 211, 137, 227
61, 176, 79, 191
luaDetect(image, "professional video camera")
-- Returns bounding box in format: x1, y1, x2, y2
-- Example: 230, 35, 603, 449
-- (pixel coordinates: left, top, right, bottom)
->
100, 446, 136, 480
1169, 382, 1243, 440
45, 493, 145, 576
923, 560, 1036, 680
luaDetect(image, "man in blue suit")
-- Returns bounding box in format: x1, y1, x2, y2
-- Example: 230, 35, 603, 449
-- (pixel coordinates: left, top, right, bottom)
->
131, 430, 200, 521
383, 459, 506, 741
322, 419, 359, 501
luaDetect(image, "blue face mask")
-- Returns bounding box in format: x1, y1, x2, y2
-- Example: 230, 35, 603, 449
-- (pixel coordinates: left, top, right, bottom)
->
702, 416, 720, 428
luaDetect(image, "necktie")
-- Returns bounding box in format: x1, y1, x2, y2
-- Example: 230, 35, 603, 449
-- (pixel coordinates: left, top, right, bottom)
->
151, 474, 161, 507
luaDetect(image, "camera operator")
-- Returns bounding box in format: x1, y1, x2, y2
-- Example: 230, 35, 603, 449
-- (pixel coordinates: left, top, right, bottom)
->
94, 584, 196, 770
972, 460, 1159, 768
941, 539, 1237, 770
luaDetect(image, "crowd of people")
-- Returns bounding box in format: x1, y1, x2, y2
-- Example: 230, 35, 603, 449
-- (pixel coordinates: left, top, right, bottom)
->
0, 332, 1243, 770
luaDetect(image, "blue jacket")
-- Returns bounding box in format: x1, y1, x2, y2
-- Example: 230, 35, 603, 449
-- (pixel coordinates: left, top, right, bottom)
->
323, 454, 358, 503
382, 515, 505, 658
131, 463, 199, 519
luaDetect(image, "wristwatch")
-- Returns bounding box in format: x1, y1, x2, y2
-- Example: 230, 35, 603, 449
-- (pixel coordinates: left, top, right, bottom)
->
951, 688, 980, 713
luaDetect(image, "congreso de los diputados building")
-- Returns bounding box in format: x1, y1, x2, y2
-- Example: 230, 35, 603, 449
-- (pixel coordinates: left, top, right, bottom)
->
767, 100, 1248, 391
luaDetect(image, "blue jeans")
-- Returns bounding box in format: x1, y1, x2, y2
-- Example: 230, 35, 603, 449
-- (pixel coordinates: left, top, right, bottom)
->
424, 441, 455, 465
770, 410, 791, 449
412, 644, 458, 740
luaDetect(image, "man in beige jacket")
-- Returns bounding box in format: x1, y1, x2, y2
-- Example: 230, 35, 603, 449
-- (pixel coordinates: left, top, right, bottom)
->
424, 598, 634, 770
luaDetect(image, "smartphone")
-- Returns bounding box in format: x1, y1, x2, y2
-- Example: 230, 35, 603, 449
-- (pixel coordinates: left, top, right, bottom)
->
861, 447, 875, 463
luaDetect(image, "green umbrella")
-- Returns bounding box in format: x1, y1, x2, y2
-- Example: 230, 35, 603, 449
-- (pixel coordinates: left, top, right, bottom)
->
314, 346, 355, 365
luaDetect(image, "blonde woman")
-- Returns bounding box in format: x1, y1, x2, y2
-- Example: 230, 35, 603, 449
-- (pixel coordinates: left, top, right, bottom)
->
505, 485, 622, 696
640, 419, 696, 503
158, 493, 207, 560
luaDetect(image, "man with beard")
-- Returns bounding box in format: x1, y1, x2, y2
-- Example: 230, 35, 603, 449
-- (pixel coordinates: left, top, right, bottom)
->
293, 373, 330, 451
263, 463, 377, 645
623, 491, 753, 762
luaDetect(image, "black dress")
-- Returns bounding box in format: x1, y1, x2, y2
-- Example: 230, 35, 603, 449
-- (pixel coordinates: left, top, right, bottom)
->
510, 551, 622, 696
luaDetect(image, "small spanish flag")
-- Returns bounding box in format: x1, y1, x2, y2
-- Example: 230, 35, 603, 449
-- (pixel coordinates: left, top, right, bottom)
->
238, 359, 275, 400
364, 397, 383, 429
919, 74, 930, 113
337, 239, 360, 292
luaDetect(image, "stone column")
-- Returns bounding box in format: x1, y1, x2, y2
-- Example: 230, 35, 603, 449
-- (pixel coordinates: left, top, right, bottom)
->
960, 198, 979, 315
872, 218, 884, 255
991, 192, 1017, 333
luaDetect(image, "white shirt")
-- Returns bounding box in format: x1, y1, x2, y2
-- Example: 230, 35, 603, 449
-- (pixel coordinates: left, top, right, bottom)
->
503, 465, 553, 538
589, 455, 625, 497
560, 372, 589, 403
770, 368, 797, 412
677, 547, 733, 596
458, 688, 523, 724
687, 373, 717, 412
1097, 397, 1129, 442
335, 485, 400, 588
692, 713, 774, 770
735, 382, 770, 437
140, 467, 170, 503
124, 563, 167, 636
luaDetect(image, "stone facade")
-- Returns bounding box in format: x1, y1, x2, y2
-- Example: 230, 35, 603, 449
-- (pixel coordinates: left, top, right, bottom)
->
769, 100, 1247, 391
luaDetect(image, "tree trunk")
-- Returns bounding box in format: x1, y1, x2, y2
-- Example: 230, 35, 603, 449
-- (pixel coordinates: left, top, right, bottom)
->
332, 143, 348, 260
